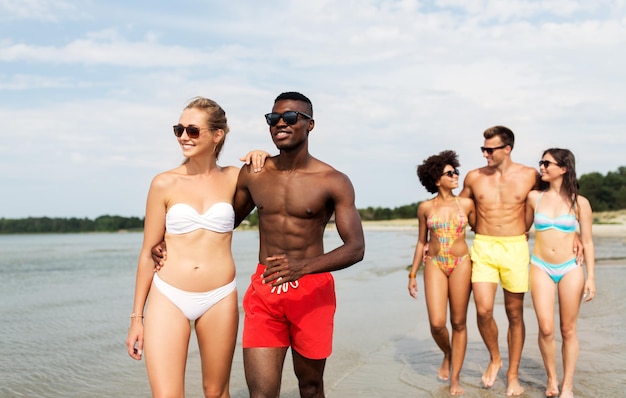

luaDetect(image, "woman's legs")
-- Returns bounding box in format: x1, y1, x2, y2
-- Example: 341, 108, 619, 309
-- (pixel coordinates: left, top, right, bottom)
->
530, 265, 559, 397
423, 260, 451, 380
195, 289, 239, 398
557, 267, 584, 398
144, 285, 192, 397
447, 258, 471, 395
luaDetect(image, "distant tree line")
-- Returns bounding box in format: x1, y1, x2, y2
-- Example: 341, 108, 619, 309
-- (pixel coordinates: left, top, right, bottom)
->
358, 203, 418, 221
0, 215, 143, 234
578, 166, 626, 211
2, 167, 625, 234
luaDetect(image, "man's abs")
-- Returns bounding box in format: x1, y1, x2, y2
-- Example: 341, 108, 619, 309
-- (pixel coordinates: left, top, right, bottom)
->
474, 208, 527, 236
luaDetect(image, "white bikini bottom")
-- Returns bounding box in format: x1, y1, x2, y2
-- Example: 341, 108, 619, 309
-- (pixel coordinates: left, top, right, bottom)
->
153, 273, 236, 321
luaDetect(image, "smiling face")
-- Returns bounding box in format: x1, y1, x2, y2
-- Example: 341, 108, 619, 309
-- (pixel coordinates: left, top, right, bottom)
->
437, 164, 460, 191
539, 152, 566, 182
177, 107, 219, 158
268, 99, 314, 151
481, 136, 509, 167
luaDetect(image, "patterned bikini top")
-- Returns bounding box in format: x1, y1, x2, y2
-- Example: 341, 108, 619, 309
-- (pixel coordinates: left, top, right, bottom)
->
166, 202, 234, 234
426, 197, 467, 239
533, 192, 577, 233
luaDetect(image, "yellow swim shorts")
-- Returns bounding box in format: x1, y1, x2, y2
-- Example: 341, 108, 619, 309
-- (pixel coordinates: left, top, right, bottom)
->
470, 234, 529, 293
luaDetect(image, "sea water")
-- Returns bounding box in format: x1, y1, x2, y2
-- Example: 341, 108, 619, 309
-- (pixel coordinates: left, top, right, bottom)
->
1, 230, 625, 397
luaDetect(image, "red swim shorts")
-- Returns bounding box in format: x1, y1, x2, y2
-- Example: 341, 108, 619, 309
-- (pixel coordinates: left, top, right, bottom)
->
242, 264, 336, 359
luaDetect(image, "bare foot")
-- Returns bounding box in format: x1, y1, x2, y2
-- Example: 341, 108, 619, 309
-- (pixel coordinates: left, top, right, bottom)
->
560, 388, 574, 398
506, 377, 525, 396
449, 379, 464, 395
481, 360, 502, 388
545, 377, 559, 397
438, 355, 450, 381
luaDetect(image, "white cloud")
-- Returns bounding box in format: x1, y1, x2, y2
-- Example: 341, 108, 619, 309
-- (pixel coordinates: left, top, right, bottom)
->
0, 0, 625, 218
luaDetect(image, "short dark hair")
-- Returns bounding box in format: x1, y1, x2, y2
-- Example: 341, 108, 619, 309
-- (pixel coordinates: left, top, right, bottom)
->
274, 91, 313, 116
417, 150, 460, 194
484, 125, 515, 150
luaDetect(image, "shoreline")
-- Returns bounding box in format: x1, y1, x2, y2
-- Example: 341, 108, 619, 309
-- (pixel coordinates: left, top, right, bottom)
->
356, 218, 626, 266
357, 218, 626, 238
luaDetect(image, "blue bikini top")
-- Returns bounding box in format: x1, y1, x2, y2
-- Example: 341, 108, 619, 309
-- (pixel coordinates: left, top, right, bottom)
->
533, 192, 577, 233
166, 202, 234, 234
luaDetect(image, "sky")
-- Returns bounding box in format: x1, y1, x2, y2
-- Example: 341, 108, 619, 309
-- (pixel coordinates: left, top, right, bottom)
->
1, 0, 625, 219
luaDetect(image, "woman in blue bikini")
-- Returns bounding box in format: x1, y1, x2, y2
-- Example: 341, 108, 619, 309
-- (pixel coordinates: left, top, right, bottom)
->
408, 150, 475, 395
525, 148, 595, 398
126, 97, 267, 397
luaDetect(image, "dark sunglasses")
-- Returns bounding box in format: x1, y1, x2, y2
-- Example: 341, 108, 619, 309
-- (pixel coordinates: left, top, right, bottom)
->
265, 111, 312, 126
480, 145, 507, 155
538, 160, 558, 168
442, 168, 460, 177
173, 124, 204, 138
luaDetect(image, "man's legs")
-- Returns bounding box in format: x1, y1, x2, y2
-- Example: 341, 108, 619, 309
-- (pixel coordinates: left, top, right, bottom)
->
244, 347, 288, 398
472, 281, 502, 388
503, 289, 525, 396
292, 349, 327, 398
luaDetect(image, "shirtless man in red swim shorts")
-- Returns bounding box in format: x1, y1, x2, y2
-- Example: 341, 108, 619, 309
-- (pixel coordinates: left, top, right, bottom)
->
234, 91, 365, 398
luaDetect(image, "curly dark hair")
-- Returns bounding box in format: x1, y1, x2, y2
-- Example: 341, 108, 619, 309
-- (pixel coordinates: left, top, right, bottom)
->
417, 150, 460, 194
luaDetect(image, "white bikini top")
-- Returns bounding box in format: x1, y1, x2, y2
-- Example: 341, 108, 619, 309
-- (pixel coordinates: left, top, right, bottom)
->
166, 202, 235, 234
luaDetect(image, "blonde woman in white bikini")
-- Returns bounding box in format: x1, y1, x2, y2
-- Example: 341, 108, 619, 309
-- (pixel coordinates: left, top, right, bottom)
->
126, 97, 267, 397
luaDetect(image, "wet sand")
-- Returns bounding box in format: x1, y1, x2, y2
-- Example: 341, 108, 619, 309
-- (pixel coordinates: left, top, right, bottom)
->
212, 261, 624, 398
326, 264, 624, 397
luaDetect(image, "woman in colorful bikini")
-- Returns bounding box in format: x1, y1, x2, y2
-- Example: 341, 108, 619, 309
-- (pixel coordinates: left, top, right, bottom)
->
125, 97, 267, 397
525, 148, 595, 398
408, 150, 475, 395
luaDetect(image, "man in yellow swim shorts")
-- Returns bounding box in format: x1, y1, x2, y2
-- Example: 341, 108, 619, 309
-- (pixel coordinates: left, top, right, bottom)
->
460, 126, 538, 396
470, 234, 530, 294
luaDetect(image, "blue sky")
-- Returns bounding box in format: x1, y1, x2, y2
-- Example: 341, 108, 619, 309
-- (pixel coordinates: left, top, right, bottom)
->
1, 0, 625, 219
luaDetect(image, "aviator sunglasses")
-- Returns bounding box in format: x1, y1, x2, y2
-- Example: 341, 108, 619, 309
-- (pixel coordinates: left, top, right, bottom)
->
442, 168, 460, 177
480, 144, 507, 155
265, 111, 312, 126
173, 124, 204, 139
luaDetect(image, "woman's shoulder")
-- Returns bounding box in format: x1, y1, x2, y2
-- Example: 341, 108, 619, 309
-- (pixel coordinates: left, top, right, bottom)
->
456, 196, 473, 205
417, 198, 435, 215
150, 167, 184, 188
220, 165, 240, 177
576, 195, 592, 210
527, 189, 542, 202
419, 197, 437, 207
